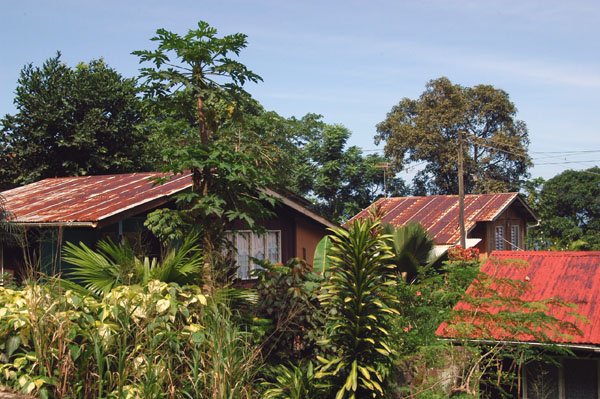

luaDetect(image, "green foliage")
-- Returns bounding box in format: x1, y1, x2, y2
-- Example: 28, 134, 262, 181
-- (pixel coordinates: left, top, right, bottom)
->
525, 167, 600, 250
135, 22, 276, 250
133, 21, 261, 108
157, 138, 277, 242
0, 280, 210, 398
253, 259, 326, 365
317, 218, 399, 399
262, 362, 328, 399
63, 234, 203, 295
0, 53, 148, 188
189, 302, 262, 399
375, 77, 531, 195
313, 236, 333, 273
144, 208, 186, 247
382, 222, 446, 282
237, 111, 320, 193
295, 121, 407, 222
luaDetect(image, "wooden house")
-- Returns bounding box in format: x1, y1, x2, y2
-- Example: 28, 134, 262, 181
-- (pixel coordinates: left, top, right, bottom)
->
0, 172, 336, 280
347, 193, 538, 258
437, 251, 600, 398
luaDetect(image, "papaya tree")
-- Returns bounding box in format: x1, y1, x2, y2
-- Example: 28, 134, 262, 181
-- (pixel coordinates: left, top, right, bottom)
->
134, 22, 276, 250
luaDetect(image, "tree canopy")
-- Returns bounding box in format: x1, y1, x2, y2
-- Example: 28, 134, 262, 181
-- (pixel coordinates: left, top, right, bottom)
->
375, 77, 531, 195
135, 22, 275, 249
0, 53, 148, 188
293, 119, 407, 222
527, 167, 600, 250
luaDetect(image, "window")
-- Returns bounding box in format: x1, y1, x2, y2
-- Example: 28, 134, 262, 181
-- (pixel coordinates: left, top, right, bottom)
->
511, 225, 519, 251
523, 359, 599, 399
524, 360, 559, 399
495, 226, 504, 250
226, 230, 281, 279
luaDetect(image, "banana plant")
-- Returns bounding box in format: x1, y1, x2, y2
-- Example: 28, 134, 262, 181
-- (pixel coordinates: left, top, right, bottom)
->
312, 235, 333, 273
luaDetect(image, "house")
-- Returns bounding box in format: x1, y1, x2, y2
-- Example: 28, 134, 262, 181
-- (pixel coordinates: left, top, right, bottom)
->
0, 172, 336, 279
346, 193, 538, 258
437, 251, 600, 399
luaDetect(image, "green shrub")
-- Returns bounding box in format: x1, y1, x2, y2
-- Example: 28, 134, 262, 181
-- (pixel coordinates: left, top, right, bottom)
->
253, 258, 326, 365
0, 280, 224, 398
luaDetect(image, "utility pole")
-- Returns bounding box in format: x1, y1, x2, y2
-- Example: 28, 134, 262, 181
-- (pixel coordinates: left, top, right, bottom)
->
376, 164, 390, 197
458, 130, 466, 248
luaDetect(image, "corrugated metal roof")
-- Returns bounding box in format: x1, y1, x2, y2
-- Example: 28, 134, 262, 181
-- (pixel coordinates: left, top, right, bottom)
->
346, 193, 536, 245
1, 172, 338, 229
1, 172, 192, 225
437, 251, 600, 346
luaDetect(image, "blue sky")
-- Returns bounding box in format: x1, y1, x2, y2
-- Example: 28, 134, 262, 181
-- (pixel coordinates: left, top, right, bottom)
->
1, 0, 599, 181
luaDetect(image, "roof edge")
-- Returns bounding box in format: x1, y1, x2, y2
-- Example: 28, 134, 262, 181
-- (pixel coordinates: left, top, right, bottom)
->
438, 338, 600, 352
490, 193, 538, 223
262, 188, 338, 229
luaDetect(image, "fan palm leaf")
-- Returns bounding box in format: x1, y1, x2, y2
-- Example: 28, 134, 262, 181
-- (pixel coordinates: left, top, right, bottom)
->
63, 233, 203, 295
383, 222, 445, 282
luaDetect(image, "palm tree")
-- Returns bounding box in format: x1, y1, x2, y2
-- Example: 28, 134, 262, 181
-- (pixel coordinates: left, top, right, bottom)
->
382, 222, 446, 283
63, 233, 203, 295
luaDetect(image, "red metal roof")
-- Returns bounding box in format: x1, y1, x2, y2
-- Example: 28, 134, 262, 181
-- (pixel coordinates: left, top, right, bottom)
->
346, 193, 536, 245
1, 172, 338, 229
437, 251, 600, 346
1, 172, 192, 225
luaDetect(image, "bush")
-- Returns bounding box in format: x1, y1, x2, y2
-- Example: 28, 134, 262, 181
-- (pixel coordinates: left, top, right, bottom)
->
0, 279, 260, 398
253, 258, 326, 365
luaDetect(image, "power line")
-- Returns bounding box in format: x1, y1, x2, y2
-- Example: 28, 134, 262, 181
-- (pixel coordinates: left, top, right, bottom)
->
358, 146, 600, 157
355, 143, 600, 173
531, 149, 600, 154
535, 160, 600, 165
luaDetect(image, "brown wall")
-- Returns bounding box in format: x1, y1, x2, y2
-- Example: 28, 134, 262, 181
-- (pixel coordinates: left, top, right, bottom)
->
295, 214, 329, 265
484, 207, 527, 256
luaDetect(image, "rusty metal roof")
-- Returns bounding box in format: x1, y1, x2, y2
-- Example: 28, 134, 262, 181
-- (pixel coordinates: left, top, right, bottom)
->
437, 251, 600, 346
1, 172, 338, 229
346, 193, 537, 245
1, 172, 192, 226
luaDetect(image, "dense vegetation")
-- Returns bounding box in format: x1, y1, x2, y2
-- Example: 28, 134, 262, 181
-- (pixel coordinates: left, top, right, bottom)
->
0, 19, 595, 398
0, 219, 580, 398
524, 167, 600, 250
0, 54, 149, 189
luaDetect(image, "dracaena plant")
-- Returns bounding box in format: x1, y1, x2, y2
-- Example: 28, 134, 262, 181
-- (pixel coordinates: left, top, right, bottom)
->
317, 218, 399, 399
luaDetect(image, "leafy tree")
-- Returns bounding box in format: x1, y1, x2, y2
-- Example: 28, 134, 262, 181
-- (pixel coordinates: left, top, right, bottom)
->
238, 111, 322, 194
134, 22, 276, 250
295, 120, 407, 223
526, 167, 600, 250
375, 77, 531, 195
0, 53, 148, 188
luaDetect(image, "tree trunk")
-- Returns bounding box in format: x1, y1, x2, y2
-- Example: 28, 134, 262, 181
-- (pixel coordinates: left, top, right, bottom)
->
196, 96, 210, 196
